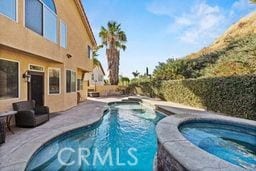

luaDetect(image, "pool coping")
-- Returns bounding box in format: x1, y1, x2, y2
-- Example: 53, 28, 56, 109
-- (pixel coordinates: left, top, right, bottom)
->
156, 113, 256, 171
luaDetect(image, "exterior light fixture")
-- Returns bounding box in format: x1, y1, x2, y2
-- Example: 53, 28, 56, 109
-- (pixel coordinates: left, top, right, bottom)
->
23, 71, 31, 82
66, 54, 72, 59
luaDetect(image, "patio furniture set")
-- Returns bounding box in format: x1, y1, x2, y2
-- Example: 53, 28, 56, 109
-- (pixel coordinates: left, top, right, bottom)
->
0, 100, 49, 144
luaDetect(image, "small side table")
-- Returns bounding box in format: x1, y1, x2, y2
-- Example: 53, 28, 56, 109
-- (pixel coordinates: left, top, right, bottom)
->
0, 111, 17, 134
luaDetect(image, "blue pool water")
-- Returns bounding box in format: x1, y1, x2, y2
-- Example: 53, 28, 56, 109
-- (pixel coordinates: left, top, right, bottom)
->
179, 121, 256, 170
26, 103, 165, 171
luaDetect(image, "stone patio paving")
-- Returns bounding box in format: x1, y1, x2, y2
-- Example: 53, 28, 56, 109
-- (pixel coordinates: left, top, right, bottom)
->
0, 100, 108, 171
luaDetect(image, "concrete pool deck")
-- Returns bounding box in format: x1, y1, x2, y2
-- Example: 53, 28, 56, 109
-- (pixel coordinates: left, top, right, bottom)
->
1, 96, 253, 170
0, 100, 107, 171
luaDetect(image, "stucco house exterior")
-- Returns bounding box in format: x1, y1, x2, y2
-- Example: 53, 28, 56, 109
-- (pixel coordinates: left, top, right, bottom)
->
88, 64, 105, 89
0, 0, 96, 112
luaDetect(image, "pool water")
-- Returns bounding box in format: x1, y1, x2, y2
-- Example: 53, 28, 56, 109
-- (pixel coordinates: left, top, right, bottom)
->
179, 121, 256, 170
26, 103, 165, 171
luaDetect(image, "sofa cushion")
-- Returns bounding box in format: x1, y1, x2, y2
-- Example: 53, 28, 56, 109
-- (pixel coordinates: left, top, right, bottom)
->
35, 114, 49, 125
13, 101, 35, 111
0, 118, 6, 144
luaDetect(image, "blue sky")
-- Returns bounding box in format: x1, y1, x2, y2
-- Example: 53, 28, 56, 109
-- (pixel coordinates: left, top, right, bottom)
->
82, 0, 255, 78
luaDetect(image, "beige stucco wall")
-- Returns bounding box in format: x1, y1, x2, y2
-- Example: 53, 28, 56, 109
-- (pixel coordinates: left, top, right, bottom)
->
0, 47, 64, 112
0, 0, 96, 113
96, 85, 122, 97
0, 0, 94, 71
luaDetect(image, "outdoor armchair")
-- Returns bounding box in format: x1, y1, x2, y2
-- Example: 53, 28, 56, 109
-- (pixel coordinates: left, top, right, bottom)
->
0, 118, 5, 144
13, 101, 50, 127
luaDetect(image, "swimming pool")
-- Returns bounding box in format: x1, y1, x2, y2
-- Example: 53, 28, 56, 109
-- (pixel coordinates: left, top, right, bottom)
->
179, 121, 256, 170
26, 102, 165, 171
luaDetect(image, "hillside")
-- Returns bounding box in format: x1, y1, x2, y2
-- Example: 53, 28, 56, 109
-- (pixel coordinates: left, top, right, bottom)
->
187, 12, 256, 60
152, 12, 256, 80
186, 12, 256, 77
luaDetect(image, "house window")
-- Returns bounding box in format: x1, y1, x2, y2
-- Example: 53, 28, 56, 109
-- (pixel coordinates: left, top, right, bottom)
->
60, 20, 67, 48
0, 0, 16, 21
0, 58, 19, 99
42, 0, 56, 12
43, 6, 57, 43
88, 46, 92, 59
66, 70, 76, 93
25, 0, 57, 43
25, 0, 43, 35
99, 75, 103, 82
91, 73, 94, 81
49, 68, 60, 94
29, 64, 44, 72
77, 79, 83, 91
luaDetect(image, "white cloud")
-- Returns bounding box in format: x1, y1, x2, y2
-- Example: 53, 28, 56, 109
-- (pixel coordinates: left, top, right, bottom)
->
147, 0, 256, 46
232, 0, 255, 11
172, 1, 224, 44
175, 17, 192, 26
147, 0, 225, 44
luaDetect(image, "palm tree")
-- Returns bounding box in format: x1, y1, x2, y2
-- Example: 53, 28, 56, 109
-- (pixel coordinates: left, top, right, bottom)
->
132, 70, 140, 78
250, 0, 256, 3
93, 57, 101, 67
92, 47, 101, 66
99, 21, 127, 85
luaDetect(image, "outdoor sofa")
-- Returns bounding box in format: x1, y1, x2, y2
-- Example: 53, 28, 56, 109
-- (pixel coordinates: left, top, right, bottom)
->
0, 118, 5, 144
13, 101, 50, 127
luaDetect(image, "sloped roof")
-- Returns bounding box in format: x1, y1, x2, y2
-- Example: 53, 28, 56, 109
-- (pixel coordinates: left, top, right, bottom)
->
74, 0, 97, 47
94, 63, 105, 76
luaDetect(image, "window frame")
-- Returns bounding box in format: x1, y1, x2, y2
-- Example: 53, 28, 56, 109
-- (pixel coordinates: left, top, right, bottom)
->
91, 73, 94, 81
24, 0, 58, 43
28, 64, 44, 72
60, 19, 67, 48
48, 67, 61, 95
65, 69, 76, 93
0, 0, 18, 22
77, 79, 83, 91
0, 57, 20, 101
43, 4, 58, 43
88, 46, 92, 59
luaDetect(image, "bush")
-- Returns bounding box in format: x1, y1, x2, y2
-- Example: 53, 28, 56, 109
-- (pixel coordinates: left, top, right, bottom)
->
152, 34, 256, 81
129, 75, 256, 120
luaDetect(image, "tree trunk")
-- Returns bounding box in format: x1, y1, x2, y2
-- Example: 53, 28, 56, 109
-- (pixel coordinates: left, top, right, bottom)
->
106, 48, 120, 85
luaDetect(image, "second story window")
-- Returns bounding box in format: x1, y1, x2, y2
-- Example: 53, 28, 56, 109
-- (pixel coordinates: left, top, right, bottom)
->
88, 46, 92, 59
60, 20, 67, 48
0, 0, 16, 21
25, 0, 57, 43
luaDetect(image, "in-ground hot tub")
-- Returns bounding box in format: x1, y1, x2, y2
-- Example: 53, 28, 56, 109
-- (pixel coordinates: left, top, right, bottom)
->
179, 121, 256, 170
156, 114, 256, 171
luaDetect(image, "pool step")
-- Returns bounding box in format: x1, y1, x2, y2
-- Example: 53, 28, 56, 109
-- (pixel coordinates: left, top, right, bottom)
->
27, 143, 59, 171
63, 150, 81, 171
42, 149, 72, 171
40, 137, 82, 171
127, 98, 143, 102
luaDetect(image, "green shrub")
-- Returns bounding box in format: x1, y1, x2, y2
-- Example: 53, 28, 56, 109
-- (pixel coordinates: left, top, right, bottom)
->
129, 75, 256, 120
152, 34, 256, 80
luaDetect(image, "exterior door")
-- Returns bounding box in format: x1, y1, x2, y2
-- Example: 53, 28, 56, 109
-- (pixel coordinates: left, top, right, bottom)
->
28, 71, 44, 106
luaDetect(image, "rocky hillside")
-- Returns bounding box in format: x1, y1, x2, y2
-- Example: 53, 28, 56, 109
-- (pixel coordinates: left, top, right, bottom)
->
186, 12, 256, 77
187, 12, 256, 60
